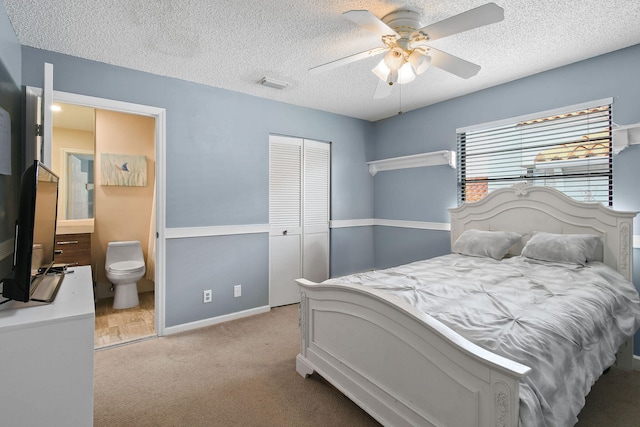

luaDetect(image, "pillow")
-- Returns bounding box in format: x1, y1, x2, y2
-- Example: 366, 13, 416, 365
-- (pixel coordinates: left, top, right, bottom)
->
452, 230, 523, 260
520, 231, 600, 266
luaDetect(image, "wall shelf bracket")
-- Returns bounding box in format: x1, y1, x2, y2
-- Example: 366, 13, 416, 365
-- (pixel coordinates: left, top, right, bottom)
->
612, 122, 640, 154
367, 150, 456, 176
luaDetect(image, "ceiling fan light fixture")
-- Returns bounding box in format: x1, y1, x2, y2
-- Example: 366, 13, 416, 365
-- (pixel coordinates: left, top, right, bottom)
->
372, 59, 391, 81
397, 62, 416, 84
383, 47, 405, 71
408, 50, 431, 75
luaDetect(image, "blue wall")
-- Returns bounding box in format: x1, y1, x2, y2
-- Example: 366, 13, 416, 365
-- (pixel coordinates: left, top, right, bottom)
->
20, 47, 375, 327
372, 44, 640, 353
371, 44, 640, 230
371, 43, 640, 265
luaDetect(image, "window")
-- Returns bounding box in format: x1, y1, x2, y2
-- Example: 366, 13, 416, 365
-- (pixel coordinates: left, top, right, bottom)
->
457, 99, 612, 206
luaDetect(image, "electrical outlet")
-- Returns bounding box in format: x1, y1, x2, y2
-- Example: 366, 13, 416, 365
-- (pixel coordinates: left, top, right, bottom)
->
203, 289, 212, 303
233, 284, 241, 298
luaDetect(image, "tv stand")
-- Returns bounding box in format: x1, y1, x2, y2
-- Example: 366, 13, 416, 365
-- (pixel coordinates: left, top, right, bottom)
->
0, 265, 94, 426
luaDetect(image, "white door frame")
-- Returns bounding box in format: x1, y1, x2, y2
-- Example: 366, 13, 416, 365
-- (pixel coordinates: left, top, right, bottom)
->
27, 88, 168, 336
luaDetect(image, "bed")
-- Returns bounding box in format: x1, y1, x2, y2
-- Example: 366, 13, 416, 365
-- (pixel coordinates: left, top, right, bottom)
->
295, 183, 640, 427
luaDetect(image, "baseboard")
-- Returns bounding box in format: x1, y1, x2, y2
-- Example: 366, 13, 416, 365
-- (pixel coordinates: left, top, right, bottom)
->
634, 355, 640, 370
163, 305, 271, 335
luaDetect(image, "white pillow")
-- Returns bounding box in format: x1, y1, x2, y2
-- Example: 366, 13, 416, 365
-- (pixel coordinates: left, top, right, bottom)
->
452, 230, 523, 260
521, 231, 600, 266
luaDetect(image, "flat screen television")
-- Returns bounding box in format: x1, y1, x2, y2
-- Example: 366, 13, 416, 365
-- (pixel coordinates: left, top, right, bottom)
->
2, 160, 62, 303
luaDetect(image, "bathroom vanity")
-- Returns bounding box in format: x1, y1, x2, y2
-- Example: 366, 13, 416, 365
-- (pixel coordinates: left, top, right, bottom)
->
55, 232, 92, 266
0, 265, 94, 426
55, 219, 94, 267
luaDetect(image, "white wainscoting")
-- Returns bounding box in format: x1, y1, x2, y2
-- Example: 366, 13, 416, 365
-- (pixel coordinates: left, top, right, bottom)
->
330, 220, 640, 249
165, 224, 270, 239
331, 218, 450, 231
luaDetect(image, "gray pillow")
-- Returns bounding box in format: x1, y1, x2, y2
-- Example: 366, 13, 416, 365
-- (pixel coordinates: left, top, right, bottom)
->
521, 231, 600, 266
452, 230, 523, 260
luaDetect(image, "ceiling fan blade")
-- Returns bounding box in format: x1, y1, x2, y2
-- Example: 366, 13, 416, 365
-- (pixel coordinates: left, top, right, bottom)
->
309, 47, 387, 74
343, 10, 400, 38
429, 48, 481, 79
418, 3, 504, 42
373, 79, 394, 99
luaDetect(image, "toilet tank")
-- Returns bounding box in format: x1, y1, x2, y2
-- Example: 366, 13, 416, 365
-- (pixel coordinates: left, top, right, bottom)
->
106, 241, 144, 267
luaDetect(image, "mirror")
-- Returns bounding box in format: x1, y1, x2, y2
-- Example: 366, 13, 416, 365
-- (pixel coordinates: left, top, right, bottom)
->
64, 150, 94, 219
52, 103, 96, 220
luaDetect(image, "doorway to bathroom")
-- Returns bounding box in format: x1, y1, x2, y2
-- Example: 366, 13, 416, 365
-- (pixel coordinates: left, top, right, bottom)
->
26, 87, 167, 347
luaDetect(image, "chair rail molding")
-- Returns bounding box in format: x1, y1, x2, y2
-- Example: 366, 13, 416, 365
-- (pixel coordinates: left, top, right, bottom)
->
367, 150, 456, 176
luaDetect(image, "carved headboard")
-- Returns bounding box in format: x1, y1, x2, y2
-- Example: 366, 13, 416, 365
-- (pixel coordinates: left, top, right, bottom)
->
449, 183, 637, 280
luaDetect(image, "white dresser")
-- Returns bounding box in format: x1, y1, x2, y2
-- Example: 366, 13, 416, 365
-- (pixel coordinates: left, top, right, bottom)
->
0, 265, 94, 426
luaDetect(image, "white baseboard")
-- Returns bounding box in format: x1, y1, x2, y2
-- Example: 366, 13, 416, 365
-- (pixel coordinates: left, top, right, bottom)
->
163, 305, 271, 335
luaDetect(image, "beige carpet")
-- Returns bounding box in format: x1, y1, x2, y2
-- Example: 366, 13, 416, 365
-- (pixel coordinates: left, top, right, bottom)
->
94, 304, 640, 426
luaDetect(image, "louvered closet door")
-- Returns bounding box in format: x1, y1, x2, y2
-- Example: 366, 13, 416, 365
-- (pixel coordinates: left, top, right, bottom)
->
302, 139, 330, 283
269, 135, 330, 307
269, 136, 303, 307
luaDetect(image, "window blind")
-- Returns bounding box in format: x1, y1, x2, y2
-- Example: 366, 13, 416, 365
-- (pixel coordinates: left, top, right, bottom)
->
457, 102, 612, 206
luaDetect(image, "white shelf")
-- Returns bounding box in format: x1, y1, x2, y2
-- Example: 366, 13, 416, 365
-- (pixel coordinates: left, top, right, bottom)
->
367, 150, 456, 176
613, 122, 640, 154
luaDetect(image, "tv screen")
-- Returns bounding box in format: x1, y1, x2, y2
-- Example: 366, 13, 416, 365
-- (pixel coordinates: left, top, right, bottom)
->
2, 161, 60, 303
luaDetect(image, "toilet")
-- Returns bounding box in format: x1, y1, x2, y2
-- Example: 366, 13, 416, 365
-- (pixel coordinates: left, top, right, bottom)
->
105, 241, 146, 309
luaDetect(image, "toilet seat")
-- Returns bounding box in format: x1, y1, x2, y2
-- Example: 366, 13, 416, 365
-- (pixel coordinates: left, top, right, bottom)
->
107, 260, 145, 274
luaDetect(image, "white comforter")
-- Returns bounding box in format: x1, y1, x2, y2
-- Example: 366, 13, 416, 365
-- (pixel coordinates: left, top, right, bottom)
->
324, 254, 640, 427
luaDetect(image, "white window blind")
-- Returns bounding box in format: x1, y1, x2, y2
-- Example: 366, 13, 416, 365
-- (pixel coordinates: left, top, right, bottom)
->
457, 100, 613, 206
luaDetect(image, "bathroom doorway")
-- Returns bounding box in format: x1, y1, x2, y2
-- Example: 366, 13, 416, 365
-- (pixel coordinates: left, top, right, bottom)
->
52, 102, 160, 348
26, 88, 167, 344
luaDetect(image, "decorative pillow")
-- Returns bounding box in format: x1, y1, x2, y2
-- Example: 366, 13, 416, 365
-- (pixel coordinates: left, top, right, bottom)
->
520, 231, 600, 266
452, 230, 523, 260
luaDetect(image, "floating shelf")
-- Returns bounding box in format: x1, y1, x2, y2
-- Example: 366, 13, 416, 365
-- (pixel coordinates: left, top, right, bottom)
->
613, 122, 640, 154
367, 150, 456, 176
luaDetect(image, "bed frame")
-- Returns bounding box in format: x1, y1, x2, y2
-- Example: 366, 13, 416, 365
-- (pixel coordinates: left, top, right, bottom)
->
296, 184, 636, 427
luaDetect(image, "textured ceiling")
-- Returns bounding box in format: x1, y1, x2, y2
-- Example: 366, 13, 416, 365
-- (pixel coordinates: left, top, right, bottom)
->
5, 0, 640, 121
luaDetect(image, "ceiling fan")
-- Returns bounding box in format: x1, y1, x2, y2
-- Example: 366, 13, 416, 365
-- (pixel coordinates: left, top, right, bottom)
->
310, 2, 504, 99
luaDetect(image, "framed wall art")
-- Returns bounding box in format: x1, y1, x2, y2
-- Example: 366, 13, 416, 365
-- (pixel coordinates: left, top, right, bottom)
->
101, 153, 147, 186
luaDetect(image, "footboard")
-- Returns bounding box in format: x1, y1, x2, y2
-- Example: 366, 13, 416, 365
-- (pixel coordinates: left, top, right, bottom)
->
296, 278, 531, 427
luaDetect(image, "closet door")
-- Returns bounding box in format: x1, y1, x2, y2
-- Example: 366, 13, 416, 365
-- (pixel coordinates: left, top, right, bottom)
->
269, 136, 302, 307
302, 139, 330, 282
269, 136, 330, 307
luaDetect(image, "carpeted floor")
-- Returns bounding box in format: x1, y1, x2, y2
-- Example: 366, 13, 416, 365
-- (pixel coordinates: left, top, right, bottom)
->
94, 304, 640, 426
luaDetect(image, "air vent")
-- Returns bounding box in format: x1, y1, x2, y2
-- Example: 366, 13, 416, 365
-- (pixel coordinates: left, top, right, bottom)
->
258, 77, 290, 90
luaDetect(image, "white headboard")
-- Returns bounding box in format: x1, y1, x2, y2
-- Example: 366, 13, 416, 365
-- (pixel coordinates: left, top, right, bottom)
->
449, 183, 637, 280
